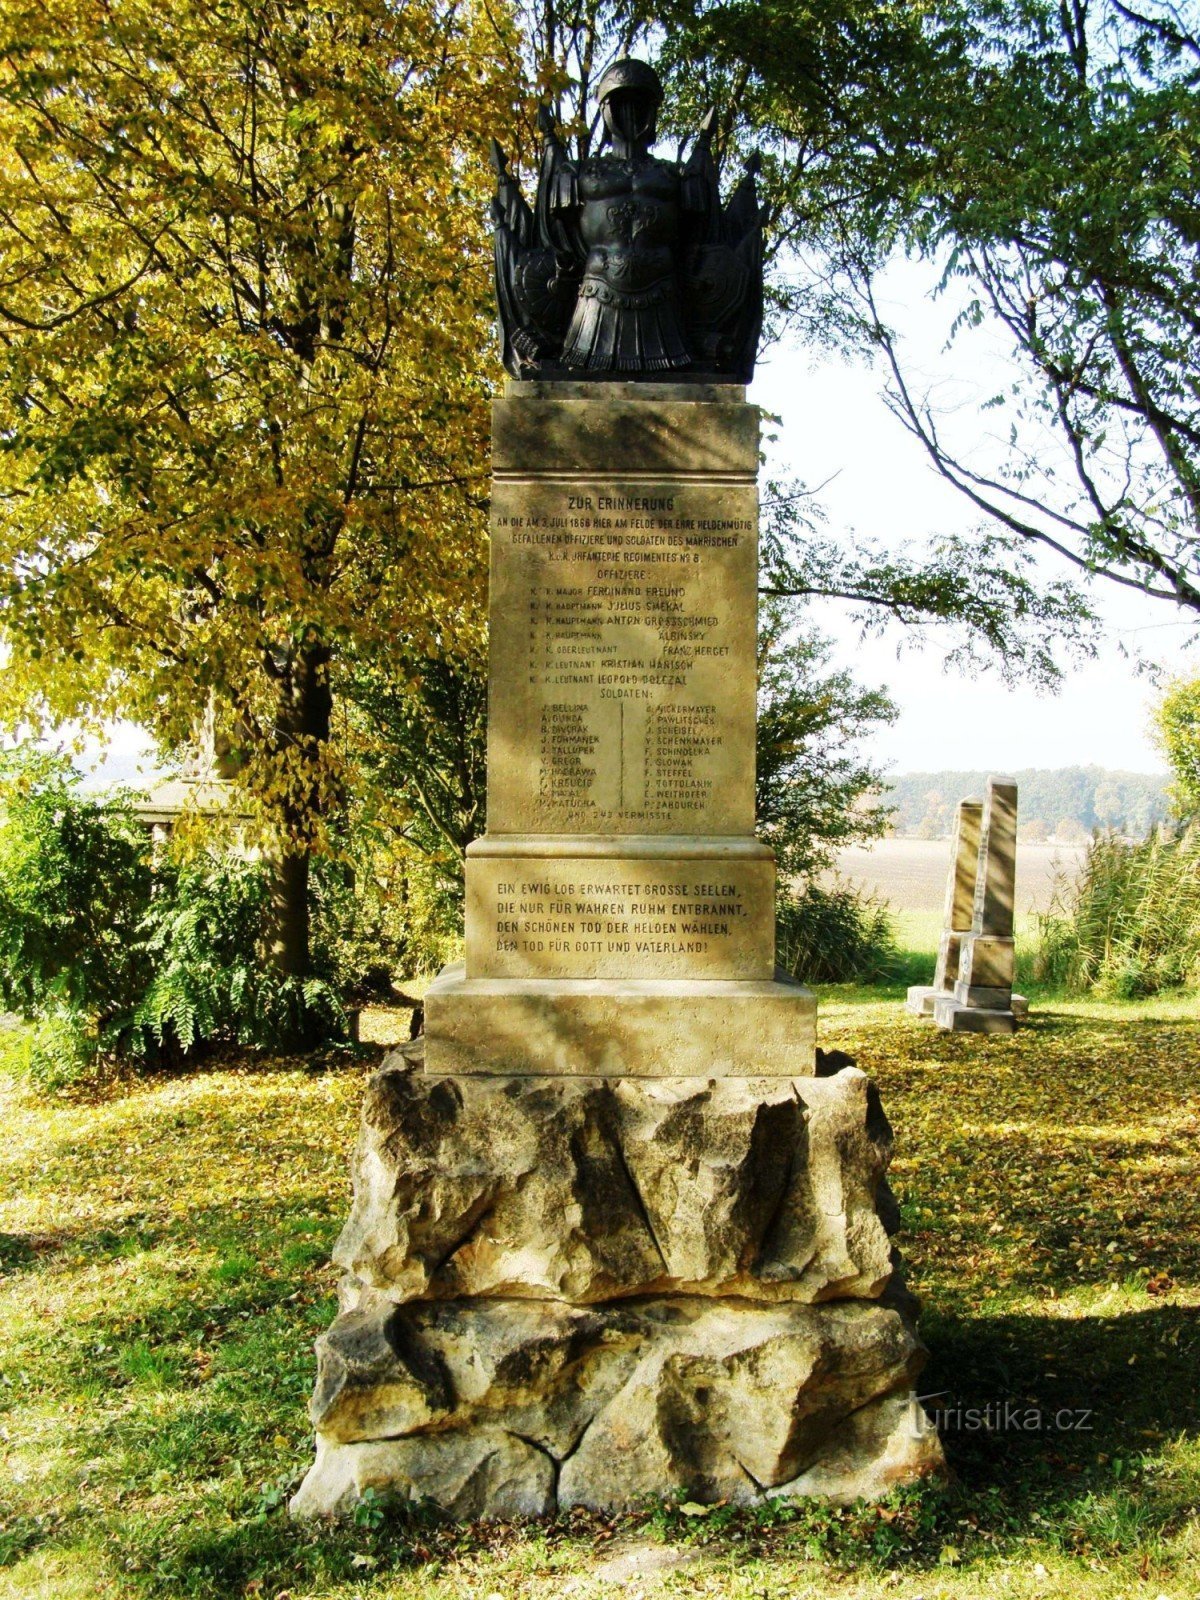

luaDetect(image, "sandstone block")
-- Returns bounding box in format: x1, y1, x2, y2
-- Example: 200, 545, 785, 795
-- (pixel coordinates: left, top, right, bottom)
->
956, 933, 1015, 990
771, 1388, 941, 1504
932, 996, 1017, 1034
554, 1299, 928, 1509
507, 379, 745, 401
422, 965, 816, 1077
942, 800, 984, 934
293, 1294, 941, 1518
932, 929, 965, 994
904, 985, 940, 1017
312, 1297, 642, 1456
331, 1058, 893, 1305
465, 840, 775, 981
954, 983, 1015, 1010
492, 389, 758, 476
290, 1428, 555, 1521
972, 781, 1018, 938
486, 475, 759, 837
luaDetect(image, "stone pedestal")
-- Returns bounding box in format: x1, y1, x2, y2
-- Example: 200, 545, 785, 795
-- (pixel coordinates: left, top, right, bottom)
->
291, 1046, 943, 1517
295, 383, 940, 1519
425, 382, 814, 1075
426, 963, 816, 1078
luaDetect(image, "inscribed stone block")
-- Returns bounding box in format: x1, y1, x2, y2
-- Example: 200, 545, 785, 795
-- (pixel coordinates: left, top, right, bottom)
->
465, 844, 774, 979
486, 474, 758, 836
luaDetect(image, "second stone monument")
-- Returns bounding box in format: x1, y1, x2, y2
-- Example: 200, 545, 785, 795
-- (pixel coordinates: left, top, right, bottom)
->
907, 778, 1028, 1033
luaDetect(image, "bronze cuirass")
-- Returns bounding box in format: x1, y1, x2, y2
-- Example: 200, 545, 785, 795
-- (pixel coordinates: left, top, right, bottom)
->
560, 157, 691, 372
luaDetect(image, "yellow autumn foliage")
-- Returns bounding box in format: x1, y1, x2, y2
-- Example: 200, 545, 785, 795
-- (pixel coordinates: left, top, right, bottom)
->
0, 0, 518, 869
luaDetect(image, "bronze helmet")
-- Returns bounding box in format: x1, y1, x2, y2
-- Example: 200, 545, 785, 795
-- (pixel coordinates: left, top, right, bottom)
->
596, 58, 664, 107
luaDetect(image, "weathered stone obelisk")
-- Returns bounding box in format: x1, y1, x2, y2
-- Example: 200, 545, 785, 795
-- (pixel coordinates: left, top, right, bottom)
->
933, 778, 1026, 1032
292, 59, 942, 1520
906, 797, 983, 1015
909, 778, 1027, 1034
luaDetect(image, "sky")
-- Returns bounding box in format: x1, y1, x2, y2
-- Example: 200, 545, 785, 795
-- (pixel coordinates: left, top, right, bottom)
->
750, 263, 1194, 779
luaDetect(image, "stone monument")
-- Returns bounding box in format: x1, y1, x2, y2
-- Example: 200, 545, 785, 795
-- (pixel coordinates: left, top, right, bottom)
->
292, 61, 942, 1520
907, 778, 1027, 1034
905, 797, 984, 1017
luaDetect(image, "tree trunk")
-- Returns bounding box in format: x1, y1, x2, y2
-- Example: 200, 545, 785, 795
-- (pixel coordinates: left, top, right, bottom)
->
269, 848, 311, 977
265, 639, 333, 979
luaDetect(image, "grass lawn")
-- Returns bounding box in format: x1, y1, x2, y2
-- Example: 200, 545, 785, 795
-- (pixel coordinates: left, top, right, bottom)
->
1, 977, 1198, 1599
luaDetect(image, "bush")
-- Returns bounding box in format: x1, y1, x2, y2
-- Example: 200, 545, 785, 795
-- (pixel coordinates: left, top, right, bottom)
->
132, 854, 345, 1059
1, 1009, 100, 1092
1036, 826, 1200, 996
313, 842, 463, 991
0, 750, 152, 1023
0, 749, 347, 1086
775, 880, 898, 985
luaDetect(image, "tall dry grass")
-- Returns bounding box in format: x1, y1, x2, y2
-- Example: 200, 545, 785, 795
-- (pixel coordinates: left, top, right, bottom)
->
1036, 825, 1200, 997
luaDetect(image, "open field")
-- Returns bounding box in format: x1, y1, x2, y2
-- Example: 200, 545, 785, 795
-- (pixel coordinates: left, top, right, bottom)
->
831, 837, 1086, 916
2, 971, 1198, 1600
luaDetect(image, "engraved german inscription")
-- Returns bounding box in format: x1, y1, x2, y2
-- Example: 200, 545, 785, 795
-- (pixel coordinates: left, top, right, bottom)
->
466, 856, 775, 979
488, 478, 758, 835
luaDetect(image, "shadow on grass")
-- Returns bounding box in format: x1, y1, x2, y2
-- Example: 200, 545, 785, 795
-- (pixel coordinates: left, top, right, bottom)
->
920, 1303, 1200, 1543
0, 1193, 338, 1277
1, 1039, 386, 1112
1015, 1010, 1200, 1050
8, 1297, 1200, 1595
0, 1226, 84, 1271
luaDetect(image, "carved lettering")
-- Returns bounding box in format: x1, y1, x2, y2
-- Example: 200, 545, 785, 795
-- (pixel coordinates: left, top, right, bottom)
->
490, 478, 756, 834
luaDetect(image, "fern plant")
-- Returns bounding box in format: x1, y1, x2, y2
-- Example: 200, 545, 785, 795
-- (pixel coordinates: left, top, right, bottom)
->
132, 855, 345, 1058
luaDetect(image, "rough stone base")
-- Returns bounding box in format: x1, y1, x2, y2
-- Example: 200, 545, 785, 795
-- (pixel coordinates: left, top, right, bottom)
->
328, 1051, 897, 1305
290, 1294, 942, 1518
293, 1049, 944, 1519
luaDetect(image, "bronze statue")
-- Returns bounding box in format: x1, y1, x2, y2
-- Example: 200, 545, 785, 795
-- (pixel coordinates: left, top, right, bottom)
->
490, 58, 764, 382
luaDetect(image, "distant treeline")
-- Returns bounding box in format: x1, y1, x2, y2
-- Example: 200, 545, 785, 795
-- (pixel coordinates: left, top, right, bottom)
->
885, 767, 1170, 840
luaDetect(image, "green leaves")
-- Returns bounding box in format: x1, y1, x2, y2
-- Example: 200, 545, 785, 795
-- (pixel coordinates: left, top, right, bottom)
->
0, 748, 351, 1083
755, 594, 897, 882
1154, 675, 1200, 821
1037, 823, 1200, 996
0, 747, 153, 1021
659, 0, 1200, 617
759, 478, 1099, 688
132, 854, 348, 1056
